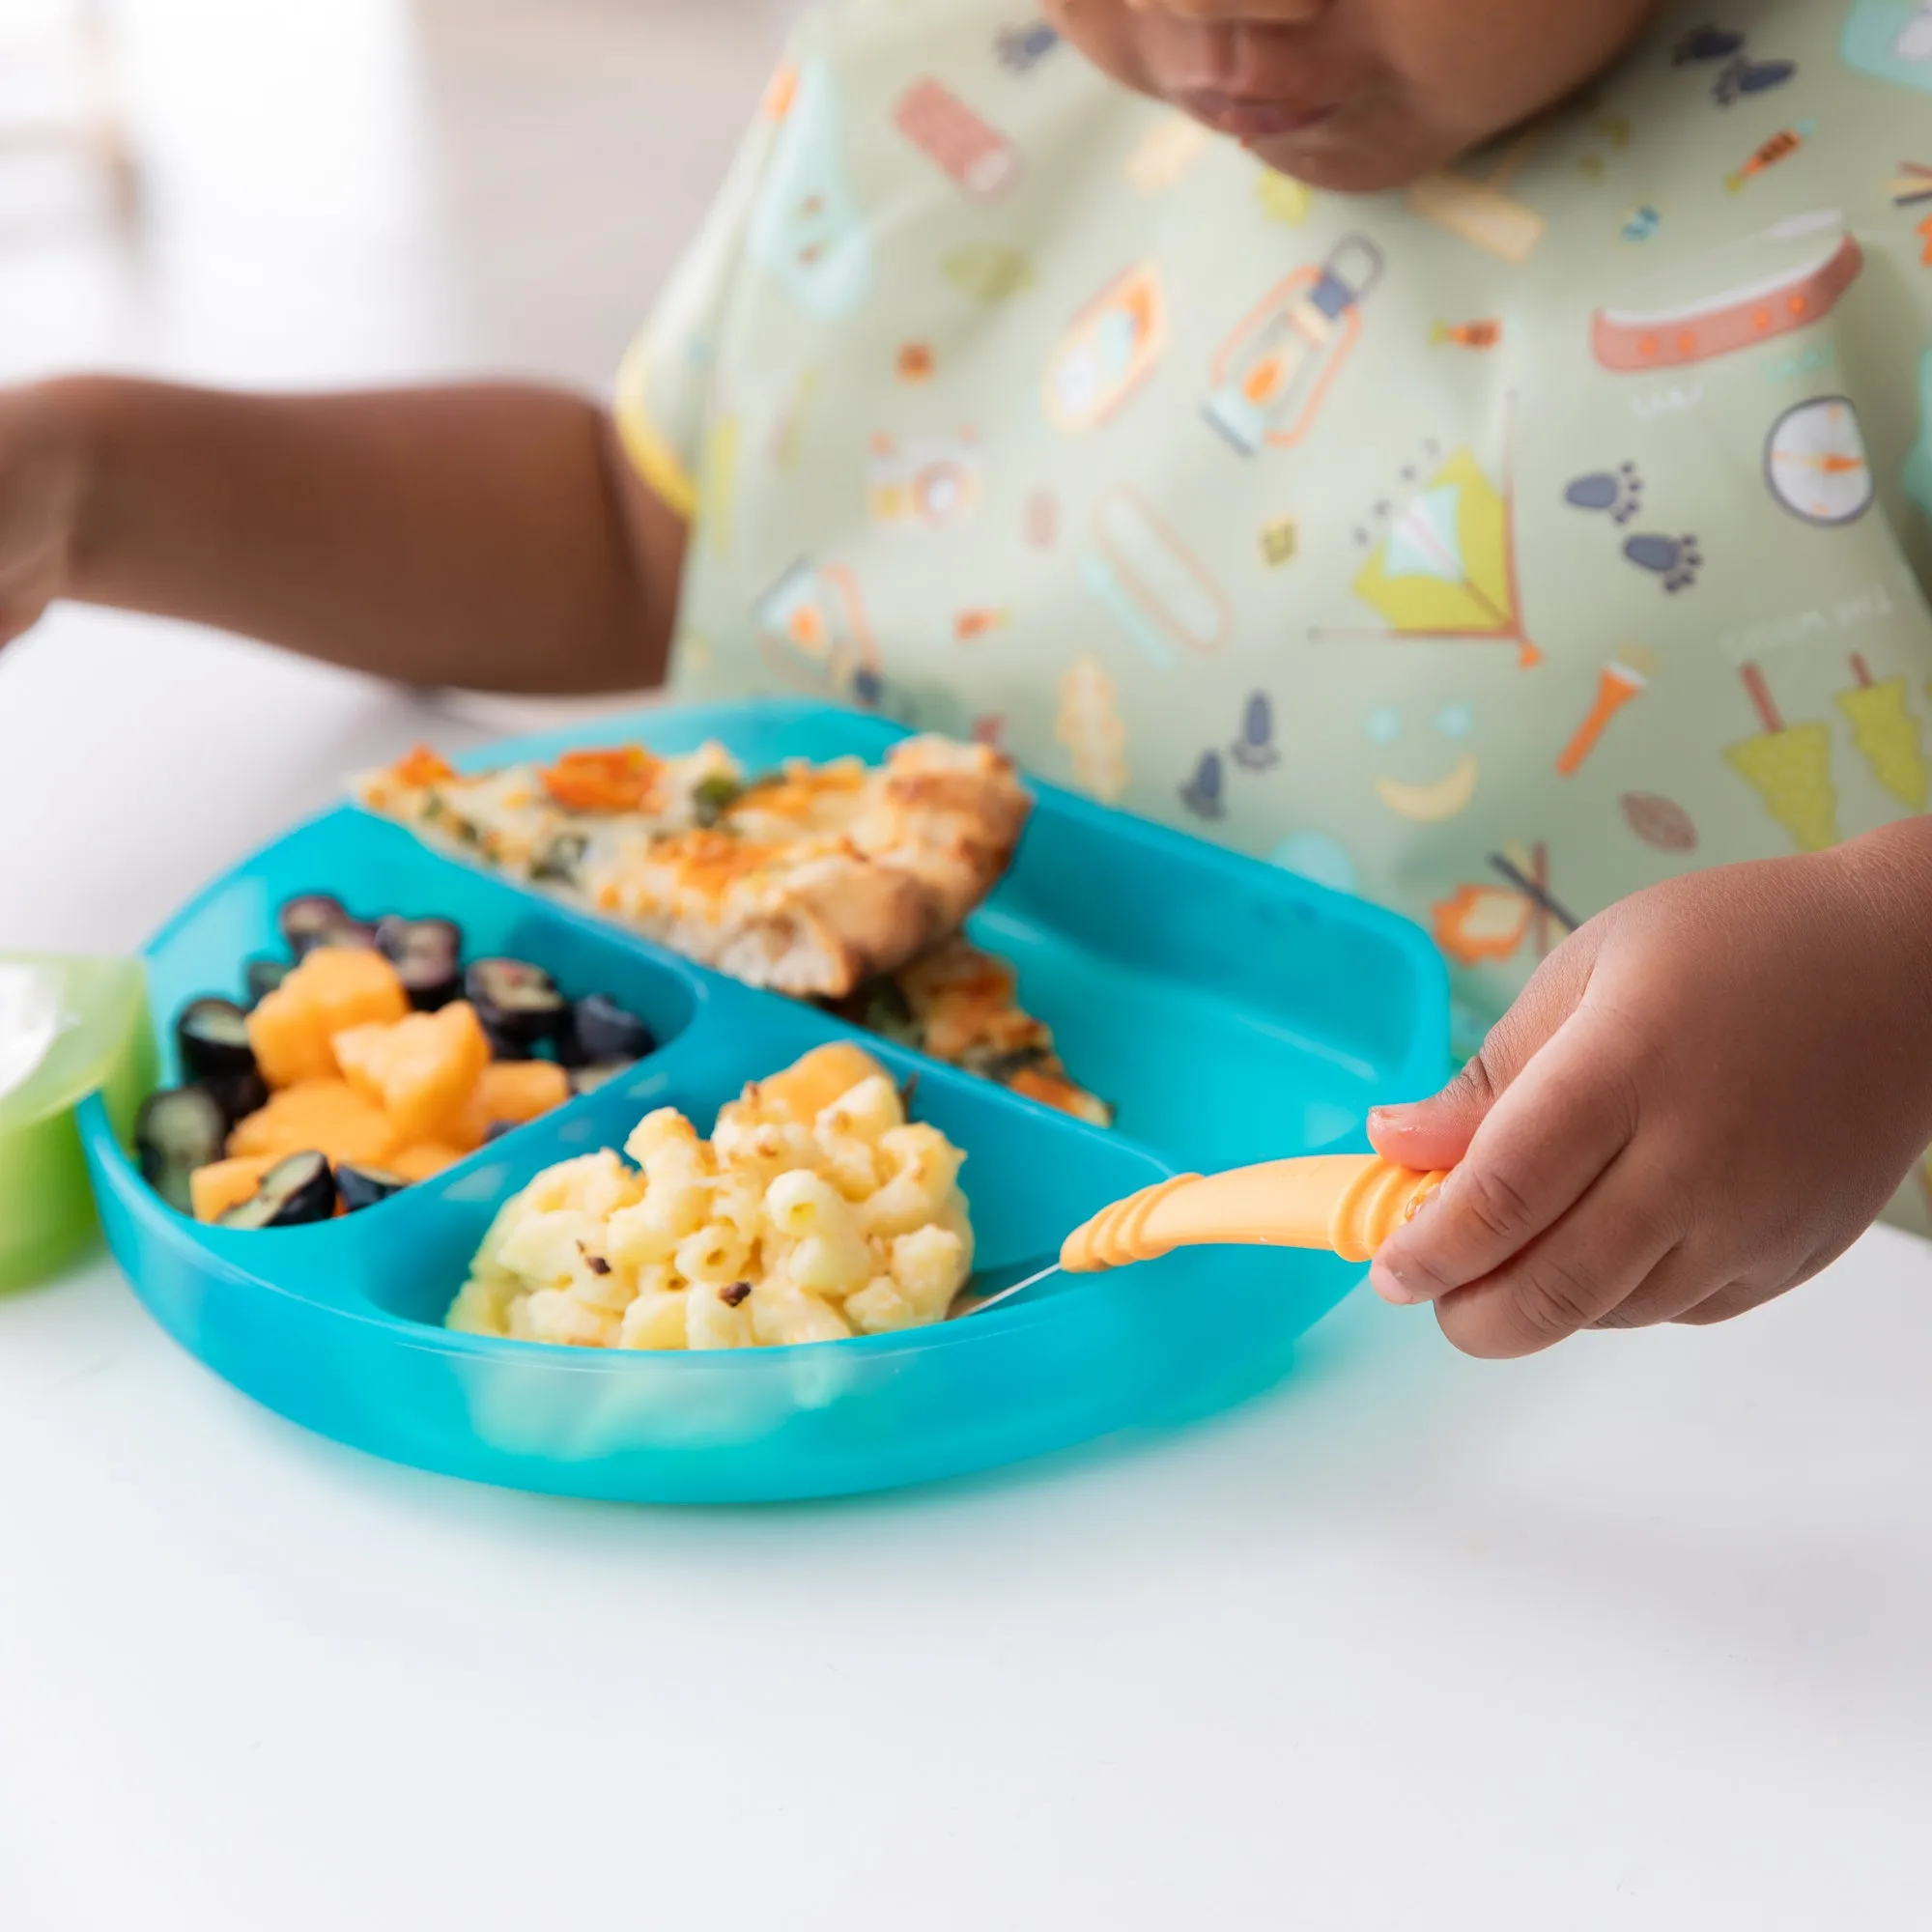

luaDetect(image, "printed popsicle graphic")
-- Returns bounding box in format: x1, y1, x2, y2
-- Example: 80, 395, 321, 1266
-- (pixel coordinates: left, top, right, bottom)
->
1406, 131, 1546, 263
895, 78, 1021, 200
1126, 113, 1211, 192
1835, 654, 1929, 809
1723, 662, 1840, 851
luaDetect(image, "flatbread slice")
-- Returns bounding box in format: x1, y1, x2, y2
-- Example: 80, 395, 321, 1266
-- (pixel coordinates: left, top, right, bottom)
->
355, 737, 1030, 1000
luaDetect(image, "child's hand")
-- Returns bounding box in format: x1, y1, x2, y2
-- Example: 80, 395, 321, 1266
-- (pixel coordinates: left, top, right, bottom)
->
1367, 825, 1932, 1356
0, 383, 88, 648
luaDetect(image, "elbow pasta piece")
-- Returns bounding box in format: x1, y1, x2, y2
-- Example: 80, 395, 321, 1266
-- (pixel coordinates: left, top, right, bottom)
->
497, 1208, 611, 1292
445, 1273, 515, 1337
619, 1284, 691, 1350
686, 1279, 757, 1350
523, 1150, 644, 1220
889, 1225, 969, 1323
815, 1127, 883, 1203
860, 1125, 964, 1237
712, 1112, 819, 1182
786, 1230, 874, 1297
751, 1285, 853, 1347
764, 1169, 856, 1242
815, 1073, 903, 1145
843, 1274, 917, 1335
513, 1288, 622, 1350
445, 1044, 974, 1352
602, 1172, 712, 1268
623, 1106, 702, 1172
709, 1172, 765, 1242
675, 1222, 753, 1285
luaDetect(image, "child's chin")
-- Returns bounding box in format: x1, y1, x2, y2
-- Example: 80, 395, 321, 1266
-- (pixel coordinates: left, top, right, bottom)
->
1244, 128, 1448, 195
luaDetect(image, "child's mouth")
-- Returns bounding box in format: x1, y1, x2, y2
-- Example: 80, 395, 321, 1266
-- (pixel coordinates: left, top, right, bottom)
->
1172, 90, 1334, 140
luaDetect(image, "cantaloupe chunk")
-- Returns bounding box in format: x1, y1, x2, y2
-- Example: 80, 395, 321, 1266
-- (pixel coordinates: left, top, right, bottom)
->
450, 1058, 571, 1149
755, 1040, 888, 1122
246, 947, 409, 1088
227, 1077, 396, 1166
189, 1154, 279, 1224
331, 1000, 492, 1145
388, 1141, 466, 1182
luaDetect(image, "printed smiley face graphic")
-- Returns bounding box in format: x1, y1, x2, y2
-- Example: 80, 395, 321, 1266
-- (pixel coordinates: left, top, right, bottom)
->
1365, 701, 1480, 822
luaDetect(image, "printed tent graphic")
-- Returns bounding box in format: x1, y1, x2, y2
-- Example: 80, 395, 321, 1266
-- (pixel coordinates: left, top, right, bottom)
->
1318, 446, 1542, 668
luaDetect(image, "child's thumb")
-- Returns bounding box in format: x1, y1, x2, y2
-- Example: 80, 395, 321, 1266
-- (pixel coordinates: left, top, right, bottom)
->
1367, 949, 1590, 1172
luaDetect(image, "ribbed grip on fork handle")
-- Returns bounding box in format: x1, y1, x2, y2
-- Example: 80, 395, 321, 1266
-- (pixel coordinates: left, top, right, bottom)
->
1060, 1154, 1449, 1271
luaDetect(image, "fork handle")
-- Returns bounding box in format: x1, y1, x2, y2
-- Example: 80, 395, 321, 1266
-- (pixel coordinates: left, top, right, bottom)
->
1060, 1154, 1449, 1271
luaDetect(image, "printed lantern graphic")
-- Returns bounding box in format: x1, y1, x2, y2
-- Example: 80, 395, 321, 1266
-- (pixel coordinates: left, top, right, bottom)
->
753, 558, 883, 705
1203, 235, 1385, 456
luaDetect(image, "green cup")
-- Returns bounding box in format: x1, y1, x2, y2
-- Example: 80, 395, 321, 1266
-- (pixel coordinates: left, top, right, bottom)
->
0, 956, 156, 1293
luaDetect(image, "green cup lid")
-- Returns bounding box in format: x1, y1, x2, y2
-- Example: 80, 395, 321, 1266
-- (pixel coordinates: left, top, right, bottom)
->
0, 955, 155, 1293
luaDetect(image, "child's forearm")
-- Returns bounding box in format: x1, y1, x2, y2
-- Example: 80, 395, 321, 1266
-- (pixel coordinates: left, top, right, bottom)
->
51, 376, 682, 694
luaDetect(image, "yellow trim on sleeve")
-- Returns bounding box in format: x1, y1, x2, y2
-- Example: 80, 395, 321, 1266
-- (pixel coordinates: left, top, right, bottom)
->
612, 334, 699, 521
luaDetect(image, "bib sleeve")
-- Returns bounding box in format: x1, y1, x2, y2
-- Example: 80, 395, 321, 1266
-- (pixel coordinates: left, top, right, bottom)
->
611, 44, 804, 520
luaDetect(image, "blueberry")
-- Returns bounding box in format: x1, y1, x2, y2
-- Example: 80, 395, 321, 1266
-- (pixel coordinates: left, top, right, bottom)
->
136, 1087, 228, 1215
375, 915, 463, 1011
335, 1162, 408, 1214
278, 894, 375, 957
176, 996, 257, 1081
215, 1151, 337, 1229
464, 958, 565, 1052
243, 956, 291, 1006
555, 993, 655, 1068
199, 1069, 270, 1130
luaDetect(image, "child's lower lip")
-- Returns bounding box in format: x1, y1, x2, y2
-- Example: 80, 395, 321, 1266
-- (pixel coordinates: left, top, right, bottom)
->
1173, 92, 1331, 139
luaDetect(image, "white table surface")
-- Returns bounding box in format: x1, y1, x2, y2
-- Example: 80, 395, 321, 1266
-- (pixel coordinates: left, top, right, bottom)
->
4, 608, 1931, 1932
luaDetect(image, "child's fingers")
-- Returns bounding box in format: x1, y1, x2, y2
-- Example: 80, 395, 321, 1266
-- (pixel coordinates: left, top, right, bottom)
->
1369, 941, 1596, 1173
1368, 1002, 1641, 1307
1429, 1155, 1685, 1357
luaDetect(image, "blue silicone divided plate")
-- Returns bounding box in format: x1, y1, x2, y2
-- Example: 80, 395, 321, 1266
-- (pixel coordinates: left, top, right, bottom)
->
79, 700, 1448, 1503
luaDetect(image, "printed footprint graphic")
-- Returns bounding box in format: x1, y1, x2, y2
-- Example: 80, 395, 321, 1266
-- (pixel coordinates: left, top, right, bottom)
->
996, 22, 1059, 71
1623, 531, 1703, 593
1713, 56, 1796, 103
1564, 464, 1644, 525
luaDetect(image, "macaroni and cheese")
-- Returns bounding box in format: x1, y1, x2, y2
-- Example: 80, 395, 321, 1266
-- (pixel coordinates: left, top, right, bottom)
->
445, 1041, 974, 1350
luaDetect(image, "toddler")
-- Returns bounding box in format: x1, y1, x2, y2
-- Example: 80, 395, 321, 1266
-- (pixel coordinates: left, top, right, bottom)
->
5, 0, 1932, 1355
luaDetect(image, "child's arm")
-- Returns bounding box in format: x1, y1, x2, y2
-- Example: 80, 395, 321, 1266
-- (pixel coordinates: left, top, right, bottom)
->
1365, 820, 1932, 1354
0, 377, 685, 693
